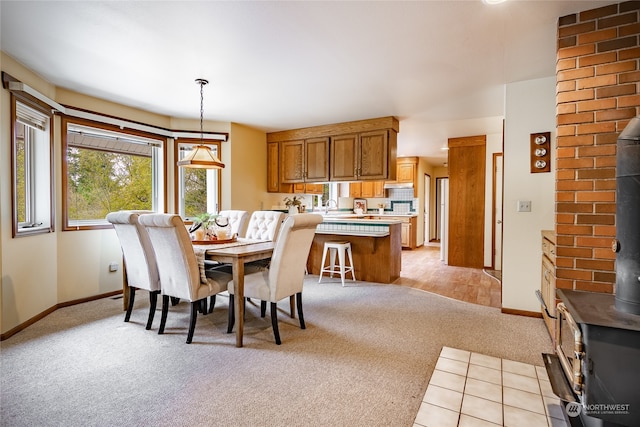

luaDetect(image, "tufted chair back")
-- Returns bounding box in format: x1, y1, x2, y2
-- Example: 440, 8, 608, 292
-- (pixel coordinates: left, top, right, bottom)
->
244, 211, 285, 241
218, 210, 249, 237
226, 214, 323, 344
138, 213, 232, 343
106, 210, 161, 329
267, 214, 324, 301
106, 211, 160, 293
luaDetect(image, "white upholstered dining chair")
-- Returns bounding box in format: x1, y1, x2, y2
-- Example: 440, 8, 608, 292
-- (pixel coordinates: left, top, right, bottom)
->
217, 210, 249, 238
138, 213, 232, 344
208, 210, 285, 280
203, 210, 249, 274
244, 210, 285, 241
106, 211, 160, 330
227, 213, 323, 345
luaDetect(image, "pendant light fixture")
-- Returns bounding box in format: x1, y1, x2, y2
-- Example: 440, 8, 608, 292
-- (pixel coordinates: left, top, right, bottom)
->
177, 78, 225, 169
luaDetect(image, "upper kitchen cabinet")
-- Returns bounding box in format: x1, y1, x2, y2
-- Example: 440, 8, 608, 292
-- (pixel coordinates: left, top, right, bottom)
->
267, 116, 398, 188
331, 129, 396, 181
350, 181, 385, 198
397, 156, 418, 184
398, 156, 419, 196
267, 141, 280, 192
267, 140, 327, 193
280, 137, 330, 184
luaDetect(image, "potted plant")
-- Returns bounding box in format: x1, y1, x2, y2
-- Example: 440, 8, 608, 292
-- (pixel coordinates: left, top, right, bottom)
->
283, 195, 304, 214
189, 212, 218, 240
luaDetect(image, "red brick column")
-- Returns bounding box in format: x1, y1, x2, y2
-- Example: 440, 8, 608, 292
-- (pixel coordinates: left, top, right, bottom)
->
556, 2, 639, 293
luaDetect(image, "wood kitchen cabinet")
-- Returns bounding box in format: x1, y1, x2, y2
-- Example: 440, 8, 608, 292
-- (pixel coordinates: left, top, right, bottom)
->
540, 230, 557, 344
267, 141, 280, 192
397, 157, 417, 183
388, 156, 418, 196
293, 183, 324, 194
280, 137, 329, 184
349, 181, 385, 198
268, 141, 327, 194
267, 116, 399, 189
370, 215, 417, 249
331, 130, 392, 181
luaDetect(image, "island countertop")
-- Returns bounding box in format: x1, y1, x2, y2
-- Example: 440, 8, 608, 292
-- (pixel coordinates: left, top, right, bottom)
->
308, 220, 402, 283
316, 216, 402, 237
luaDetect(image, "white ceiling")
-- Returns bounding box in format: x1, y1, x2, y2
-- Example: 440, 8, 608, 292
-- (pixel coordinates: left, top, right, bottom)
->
1, 0, 618, 165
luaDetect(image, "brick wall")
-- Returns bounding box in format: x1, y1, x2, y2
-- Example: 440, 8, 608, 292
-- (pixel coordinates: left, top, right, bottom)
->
556, 1, 639, 293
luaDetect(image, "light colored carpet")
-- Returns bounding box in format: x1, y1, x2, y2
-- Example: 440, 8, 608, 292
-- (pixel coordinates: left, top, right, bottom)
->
0, 277, 552, 427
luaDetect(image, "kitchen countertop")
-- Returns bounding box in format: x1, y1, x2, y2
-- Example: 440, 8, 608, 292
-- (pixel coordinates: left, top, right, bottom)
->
318, 212, 417, 220
316, 215, 404, 237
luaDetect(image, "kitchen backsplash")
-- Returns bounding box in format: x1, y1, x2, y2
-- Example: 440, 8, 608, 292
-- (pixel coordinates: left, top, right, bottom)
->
387, 188, 413, 201
332, 187, 417, 214
387, 188, 417, 213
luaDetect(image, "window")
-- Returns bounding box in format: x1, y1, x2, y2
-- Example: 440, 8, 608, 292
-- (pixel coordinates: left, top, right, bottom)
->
11, 97, 54, 237
175, 140, 221, 220
62, 118, 165, 230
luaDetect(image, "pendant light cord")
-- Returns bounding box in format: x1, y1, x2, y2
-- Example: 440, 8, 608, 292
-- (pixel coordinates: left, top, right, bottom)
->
196, 78, 208, 144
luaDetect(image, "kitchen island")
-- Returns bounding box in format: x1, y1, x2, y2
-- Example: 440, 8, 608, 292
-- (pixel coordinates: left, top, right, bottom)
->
307, 216, 402, 283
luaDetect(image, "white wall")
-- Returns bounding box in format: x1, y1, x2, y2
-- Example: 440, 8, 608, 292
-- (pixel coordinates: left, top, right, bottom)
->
0, 54, 265, 334
502, 77, 556, 312
1, 54, 60, 333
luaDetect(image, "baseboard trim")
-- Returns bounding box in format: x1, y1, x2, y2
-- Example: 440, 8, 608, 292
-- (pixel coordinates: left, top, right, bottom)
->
501, 308, 542, 318
0, 290, 123, 341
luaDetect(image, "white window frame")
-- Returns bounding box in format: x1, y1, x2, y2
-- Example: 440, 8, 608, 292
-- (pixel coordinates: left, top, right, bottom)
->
11, 97, 54, 237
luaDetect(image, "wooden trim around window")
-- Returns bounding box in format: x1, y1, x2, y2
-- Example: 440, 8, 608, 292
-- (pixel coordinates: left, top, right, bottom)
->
10, 93, 55, 238
61, 116, 168, 231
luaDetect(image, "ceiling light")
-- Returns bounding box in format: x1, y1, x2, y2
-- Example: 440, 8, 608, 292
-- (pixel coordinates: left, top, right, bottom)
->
177, 78, 225, 169
482, 0, 507, 4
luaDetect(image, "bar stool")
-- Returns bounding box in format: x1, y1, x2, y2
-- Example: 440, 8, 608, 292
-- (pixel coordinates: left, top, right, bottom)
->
318, 241, 356, 286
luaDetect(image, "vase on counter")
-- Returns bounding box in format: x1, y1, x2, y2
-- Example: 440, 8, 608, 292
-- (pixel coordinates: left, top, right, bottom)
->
288, 206, 299, 215
378, 208, 385, 215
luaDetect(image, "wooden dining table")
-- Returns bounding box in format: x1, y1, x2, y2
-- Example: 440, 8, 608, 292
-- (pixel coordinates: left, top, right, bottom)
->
201, 239, 275, 347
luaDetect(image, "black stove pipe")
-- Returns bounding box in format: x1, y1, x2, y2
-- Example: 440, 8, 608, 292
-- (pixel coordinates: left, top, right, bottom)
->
615, 116, 640, 315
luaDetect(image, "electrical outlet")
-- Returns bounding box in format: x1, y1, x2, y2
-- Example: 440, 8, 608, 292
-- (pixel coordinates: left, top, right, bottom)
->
109, 262, 119, 272
517, 200, 531, 212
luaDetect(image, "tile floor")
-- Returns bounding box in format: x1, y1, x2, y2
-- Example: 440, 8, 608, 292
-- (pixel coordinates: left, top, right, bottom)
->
414, 347, 569, 427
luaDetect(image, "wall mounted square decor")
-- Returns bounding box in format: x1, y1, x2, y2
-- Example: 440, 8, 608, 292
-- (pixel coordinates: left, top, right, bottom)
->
530, 132, 551, 173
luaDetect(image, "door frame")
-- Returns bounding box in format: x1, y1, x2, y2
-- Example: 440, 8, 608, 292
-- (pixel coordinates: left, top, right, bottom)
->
423, 173, 431, 244
491, 153, 504, 270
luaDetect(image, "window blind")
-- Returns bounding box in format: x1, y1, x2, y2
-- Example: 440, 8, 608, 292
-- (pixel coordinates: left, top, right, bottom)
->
16, 101, 49, 131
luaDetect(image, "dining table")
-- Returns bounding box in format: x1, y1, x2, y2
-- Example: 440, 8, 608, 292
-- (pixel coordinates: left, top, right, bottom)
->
197, 239, 275, 347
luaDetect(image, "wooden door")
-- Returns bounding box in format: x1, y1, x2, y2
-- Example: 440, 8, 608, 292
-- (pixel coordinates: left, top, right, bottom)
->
331, 134, 358, 181
359, 130, 388, 180
305, 137, 329, 182
447, 135, 486, 268
280, 140, 305, 183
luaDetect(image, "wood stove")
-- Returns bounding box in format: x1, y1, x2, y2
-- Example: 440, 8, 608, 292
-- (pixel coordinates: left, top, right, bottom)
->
543, 117, 640, 427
